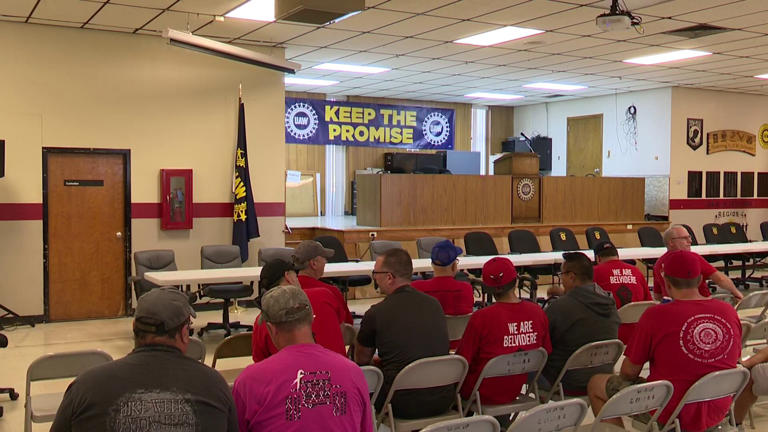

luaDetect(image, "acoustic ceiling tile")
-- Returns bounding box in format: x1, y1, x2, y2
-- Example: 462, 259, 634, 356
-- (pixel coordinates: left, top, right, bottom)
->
329, 33, 403, 50
374, 15, 460, 37
239, 22, 315, 44
32, 0, 102, 22
477, 0, 575, 26
368, 38, 443, 55
427, 0, 528, 20
171, 0, 244, 16
327, 9, 413, 32
89, 3, 162, 29
288, 28, 361, 47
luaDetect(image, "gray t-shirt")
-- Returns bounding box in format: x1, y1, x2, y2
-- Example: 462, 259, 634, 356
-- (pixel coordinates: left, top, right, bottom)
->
50, 344, 238, 432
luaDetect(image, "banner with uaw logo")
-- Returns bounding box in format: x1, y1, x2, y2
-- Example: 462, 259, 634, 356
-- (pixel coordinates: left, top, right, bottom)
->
284, 97, 454, 150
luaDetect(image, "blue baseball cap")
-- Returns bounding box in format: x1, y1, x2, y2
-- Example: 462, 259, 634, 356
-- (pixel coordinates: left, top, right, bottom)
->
431, 240, 463, 266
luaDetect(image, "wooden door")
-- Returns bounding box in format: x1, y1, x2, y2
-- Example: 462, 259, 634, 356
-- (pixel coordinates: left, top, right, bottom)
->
567, 115, 603, 176
46, 151, 129, 320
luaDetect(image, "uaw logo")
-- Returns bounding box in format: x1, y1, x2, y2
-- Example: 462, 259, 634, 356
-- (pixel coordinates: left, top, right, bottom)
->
285, 102, 319, 140
759, 123, 768, 150
680, 313, 733, 363
516, 178, 535, 201
422, 112, 450, 146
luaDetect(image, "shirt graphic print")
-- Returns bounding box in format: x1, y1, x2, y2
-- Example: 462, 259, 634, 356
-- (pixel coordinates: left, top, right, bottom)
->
109, 389, 198, 431
285, 369, 347, 421
680, 313, 734, 363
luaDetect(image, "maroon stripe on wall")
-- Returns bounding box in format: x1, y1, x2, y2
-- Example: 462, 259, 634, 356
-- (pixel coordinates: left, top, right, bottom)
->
670, 198, 768, 210
0, 203, 42, 220
0, 202, 285, 221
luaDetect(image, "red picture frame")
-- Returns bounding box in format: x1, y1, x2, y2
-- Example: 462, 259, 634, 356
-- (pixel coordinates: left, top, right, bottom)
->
161, 169, 193, 230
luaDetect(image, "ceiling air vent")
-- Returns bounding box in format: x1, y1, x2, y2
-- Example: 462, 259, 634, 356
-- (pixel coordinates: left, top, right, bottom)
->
663, 25, 730, 39
276, 0, 364, 25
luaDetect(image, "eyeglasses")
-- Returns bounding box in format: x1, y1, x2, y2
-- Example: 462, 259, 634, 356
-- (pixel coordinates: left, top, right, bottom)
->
670, 235, 691, 241
371, 270, 391, 277
556, 270, 574, 277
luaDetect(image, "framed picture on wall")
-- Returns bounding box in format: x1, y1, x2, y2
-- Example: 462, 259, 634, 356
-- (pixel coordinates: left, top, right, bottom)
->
161, 169, 193, 230
687, 118, 703, 150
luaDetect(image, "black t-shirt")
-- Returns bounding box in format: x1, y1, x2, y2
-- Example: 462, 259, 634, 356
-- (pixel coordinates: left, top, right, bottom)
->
357, 285, 452, 416
50, 344, 238, 432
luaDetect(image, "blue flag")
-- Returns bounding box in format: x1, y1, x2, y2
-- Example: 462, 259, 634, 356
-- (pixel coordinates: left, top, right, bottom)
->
232, 99, 260, 262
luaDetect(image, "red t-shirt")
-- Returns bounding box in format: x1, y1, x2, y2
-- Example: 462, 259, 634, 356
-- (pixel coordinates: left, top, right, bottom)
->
625, 299, 741, 431
298, 275, 353, 324
594, 259, 651, 345
455, 301, 551, 405
251, 287, 347, 362
653, 251, 716, 298
411, 276, 474, 315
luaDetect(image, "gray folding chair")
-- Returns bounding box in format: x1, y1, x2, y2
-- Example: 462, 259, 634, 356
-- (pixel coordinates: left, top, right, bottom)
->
736, 290, 768, 323
657, 367, 750, 432
185, 336, 206, 362
257, 247, 295, 266
506, 398, 588, 432
417, 236, 448, 259
341, 323, 357, 359
422, 415, 500, 432
446, 314, 472, 345
543, 339, 625, 403
580, 380, 674, 432
370, 240, 403, 260
463, 348, 548, 421
361, 366, 384, 432
211, 332, 253, 388
25, 350, 113, 432
617, 301, 656, 325
378, 355, 468, 432
742, 319, 768, 353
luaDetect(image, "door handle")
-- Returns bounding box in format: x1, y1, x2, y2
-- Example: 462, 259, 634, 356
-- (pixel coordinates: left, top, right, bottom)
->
116, 232, 122, 238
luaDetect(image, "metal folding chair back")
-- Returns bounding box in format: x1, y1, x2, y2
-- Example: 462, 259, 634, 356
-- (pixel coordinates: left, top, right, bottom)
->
589, 380, 674, 432
506, 398, 588, 432
743, 320, 768, 351
446, 314, 472, 343
617, 301, 656, 324
361, 365, 384, 431
736, 290, 768, 323
211, 332, 253, 387
421, 415, 500, 432
659, 367, 750, 432
463, 348, 548, 418
544, 339, 625, 403
25, 350, 113, 432
378, 355, 468, 432
185, 336, 206, 362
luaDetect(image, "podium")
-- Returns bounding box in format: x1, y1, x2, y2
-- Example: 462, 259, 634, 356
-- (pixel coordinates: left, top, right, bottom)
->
494, 153, 541, 223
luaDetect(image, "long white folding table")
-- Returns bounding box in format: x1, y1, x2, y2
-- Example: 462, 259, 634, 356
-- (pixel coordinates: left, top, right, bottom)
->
144, 242, 768, 287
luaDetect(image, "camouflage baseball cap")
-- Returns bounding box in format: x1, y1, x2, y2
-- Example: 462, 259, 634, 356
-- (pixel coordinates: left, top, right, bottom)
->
258, 285, 313, 325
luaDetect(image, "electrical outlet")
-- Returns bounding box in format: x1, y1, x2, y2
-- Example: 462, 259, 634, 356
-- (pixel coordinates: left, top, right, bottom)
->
626, 224, 633, 229
369, 232, 377, 238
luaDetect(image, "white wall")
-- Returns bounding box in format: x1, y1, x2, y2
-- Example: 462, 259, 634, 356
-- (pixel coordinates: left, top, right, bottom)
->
514, 88, 672, 177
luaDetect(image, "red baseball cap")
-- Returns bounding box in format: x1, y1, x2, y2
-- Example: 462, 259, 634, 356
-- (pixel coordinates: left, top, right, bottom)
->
482, 257, 518, 287
663, 250, 701, 279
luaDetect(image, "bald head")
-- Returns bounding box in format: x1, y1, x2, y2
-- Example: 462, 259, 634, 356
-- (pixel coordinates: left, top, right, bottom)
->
663, 225, 692, 252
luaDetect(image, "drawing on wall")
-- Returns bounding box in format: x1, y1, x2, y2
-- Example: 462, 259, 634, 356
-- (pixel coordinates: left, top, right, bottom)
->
687, 118, 703, 151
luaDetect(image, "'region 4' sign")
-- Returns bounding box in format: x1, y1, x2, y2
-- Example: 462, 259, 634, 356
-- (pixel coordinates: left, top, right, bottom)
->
284, 97, 454, 150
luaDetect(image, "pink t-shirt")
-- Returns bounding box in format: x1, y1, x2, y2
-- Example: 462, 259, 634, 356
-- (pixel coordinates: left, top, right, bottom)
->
653, 251, 716, 298
594, 259, 651, 345
411, 276, 474, 316
455, 301, 551, 404
625, 299, 741, 431
252, 288, 346, 362
298, 275, 353, 324
234, 343, 372, 432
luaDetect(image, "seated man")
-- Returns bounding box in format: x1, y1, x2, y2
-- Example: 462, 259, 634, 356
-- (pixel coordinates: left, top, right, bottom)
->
653, 224, 743, 302
355, 248, 452, 418
734, 347, 768, 426
234, 285, 371, 432
411, 239, 474, 315
293, 240, 353, 324
456, 257, 551, 428
592, 240, 651, 344
543, 252, 620, 395
252, 259, 346, 361
588, 250, 742, 431
51, 287, 238, 432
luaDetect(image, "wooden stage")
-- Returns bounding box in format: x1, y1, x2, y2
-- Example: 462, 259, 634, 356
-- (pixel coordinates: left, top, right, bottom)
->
285, 216, 669, 262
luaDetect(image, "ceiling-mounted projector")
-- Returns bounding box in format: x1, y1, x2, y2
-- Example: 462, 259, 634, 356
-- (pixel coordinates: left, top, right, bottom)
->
596, 0, 642, 32
277, 0, 364, 25
162, 28, 301, 74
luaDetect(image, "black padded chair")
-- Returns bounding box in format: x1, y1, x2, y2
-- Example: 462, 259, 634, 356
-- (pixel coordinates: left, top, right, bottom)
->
584, 226, 611, 250
370, 240, 403, 260
198, 245, 254, 337
721, 222, 765, 287
314, 236, 372, 296
637, 227, 664, 281
416, 236, 447, 259
508, 229, 556, 283
549, 227, 580, 251
133, 250, 179, 300
681, 224, 699, 246
257, 247, 294, 266
0, 332, 18, 417
464, 231, 498, 277
761, 221, 768, 241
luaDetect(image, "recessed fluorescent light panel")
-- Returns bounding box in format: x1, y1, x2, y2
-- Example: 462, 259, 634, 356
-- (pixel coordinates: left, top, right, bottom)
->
755, 74, 768, 80
313, 63, 389, 74
285, 77, 339, 86
465, 92, 524, 100
524, 83, 587, 91
454, 26, 544, 46
225, 0, 274, 21
623, 49, 711, 65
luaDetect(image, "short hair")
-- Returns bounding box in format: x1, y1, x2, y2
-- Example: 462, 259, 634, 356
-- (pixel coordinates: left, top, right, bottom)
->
562, 252, 593, 281
595, 246, 618, 260
134, 318, 188, 346
489, 280, 517, 300
380, 248, 413, 280
663, 224, 687, 245
665, 274, 702, 290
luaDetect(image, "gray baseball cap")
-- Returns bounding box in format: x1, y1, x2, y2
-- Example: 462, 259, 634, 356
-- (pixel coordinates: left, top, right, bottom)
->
134, 287, 196, 333
258, 285, 313, 325
292, 240, 334, 269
